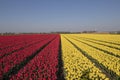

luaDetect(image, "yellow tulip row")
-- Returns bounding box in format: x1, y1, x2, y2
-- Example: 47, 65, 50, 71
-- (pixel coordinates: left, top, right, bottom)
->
69, 35, 120, 57
71, 34, 120, 44
61, 35, 109, 80
70, 34, 120, 48
63, 34, 120, 77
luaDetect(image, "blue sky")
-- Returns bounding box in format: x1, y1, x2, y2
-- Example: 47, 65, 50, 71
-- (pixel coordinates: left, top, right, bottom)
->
0, 0, 120, 32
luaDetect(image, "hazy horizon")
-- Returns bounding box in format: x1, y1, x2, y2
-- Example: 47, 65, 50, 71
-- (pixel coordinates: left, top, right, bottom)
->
0, 0, 120, 33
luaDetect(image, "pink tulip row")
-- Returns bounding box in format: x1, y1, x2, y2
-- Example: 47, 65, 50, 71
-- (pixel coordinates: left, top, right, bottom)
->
10, 35, 60, 80
0, 34, 57, 79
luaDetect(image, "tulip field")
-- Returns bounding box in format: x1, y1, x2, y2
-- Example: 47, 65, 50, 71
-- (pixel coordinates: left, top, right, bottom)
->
0, 34, 120, 80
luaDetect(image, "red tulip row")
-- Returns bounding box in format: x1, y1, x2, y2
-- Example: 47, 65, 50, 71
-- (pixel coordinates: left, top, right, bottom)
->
0, 34, 57, 79
0, 34, 49, 49
10, 35, 60, 80
0, 35, 50, 58
0, 35, 38, 49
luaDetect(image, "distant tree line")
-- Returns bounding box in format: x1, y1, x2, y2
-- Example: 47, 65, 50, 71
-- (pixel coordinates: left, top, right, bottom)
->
50, 31, 97, 34
109, 31, 120, 34
0, 31, 120, 35
0, 32, 16, 36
